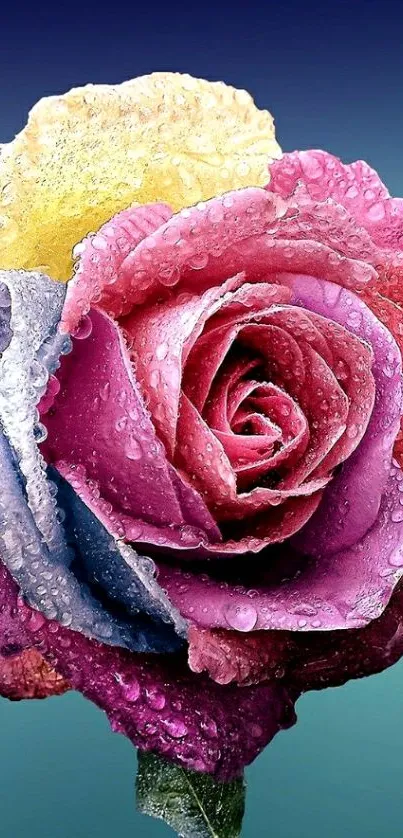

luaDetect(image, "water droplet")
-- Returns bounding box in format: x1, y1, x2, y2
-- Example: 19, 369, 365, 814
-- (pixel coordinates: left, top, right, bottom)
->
72, 315, 93, 340
121, 677, 140, 702
27, 610, 46, 631
125, 438, 143, 461
248, 723, 263, 739
346, 424, 359, 440
99, 382, 110, 401
389, 548, 403, 566
145, 687, 166, 711
391, 509, 403, 523
156, 342, 169, 361
225, 602, 258, 631
200, 717, 218, 738
163, 718, 188, 738
115, 416, 128, 432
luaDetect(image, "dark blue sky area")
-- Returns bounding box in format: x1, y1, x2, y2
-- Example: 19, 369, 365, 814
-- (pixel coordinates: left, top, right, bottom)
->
2, 0, 403, 193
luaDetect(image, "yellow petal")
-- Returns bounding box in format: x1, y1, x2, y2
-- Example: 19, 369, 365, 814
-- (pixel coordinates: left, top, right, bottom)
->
0, 72, 281, 281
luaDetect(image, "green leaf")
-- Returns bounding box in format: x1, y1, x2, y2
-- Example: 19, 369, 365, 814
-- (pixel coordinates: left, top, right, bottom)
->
136, 751, 246, 838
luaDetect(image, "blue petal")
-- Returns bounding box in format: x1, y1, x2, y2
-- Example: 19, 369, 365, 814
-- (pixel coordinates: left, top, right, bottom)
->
0, 270, 184, 653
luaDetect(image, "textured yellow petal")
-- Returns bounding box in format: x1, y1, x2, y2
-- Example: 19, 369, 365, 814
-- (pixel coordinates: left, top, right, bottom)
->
0, 73, 281, 280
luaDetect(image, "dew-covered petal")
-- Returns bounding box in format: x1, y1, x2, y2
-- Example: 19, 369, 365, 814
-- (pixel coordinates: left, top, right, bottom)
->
1, 74, 280, 280
0, 562, 296, 780
61, 203, 173, 332
0, 281, 12, 352
189, 578, 403, 690
175, 393, 325, 528
123, 274, 244, 455
0, 649, 69, 700
44, 306, 219, 548
118, 189, 283, 310
0, 429, 182, 652
53, 469, 187, 643
0, 271, 183, 652
158, 463, 403, 631
44, 309, 190, 529
268, 149, 403, 253
188, 625, 292, 686
117, 188, 375, 312
239, 324, 350, 486
284, 275, 402, 555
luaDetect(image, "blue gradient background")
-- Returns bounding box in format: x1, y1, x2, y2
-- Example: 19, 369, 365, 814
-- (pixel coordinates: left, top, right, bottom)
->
1, 0, 403, 835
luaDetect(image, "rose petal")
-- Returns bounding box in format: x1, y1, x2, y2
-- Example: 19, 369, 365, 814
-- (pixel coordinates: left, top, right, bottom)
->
118, 189, 375, 311
268, 149, 403, 253
190, 578, 403, 690
123, 274, 244, 455
1, 74, 280, 280
61, 203, 173, 332
0, 562, 296, 780
44, 308, 218, 542
158, 463, 403, 631
188, 625, 292, 686
0, 271, 186, 651
284, 276, 402, 555
175, 393, 326, 527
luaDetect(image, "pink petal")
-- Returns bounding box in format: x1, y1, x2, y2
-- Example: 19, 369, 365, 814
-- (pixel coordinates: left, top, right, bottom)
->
119, 189, 285, 310
268, 150, 403, 253
117, 188, 375, 319
122, 274, 244, 456
61, 203, 173, 333
159, 463, 403, 631
175, 394, 326, 525
188, 579, 403, 689
43, 308, 219, 546
239, 324, 350, 485
285, 276, 402, 555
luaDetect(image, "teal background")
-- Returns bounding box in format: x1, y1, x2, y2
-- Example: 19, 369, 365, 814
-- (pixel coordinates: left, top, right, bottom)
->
2, 0, 403, 835
1, 659, 403, 837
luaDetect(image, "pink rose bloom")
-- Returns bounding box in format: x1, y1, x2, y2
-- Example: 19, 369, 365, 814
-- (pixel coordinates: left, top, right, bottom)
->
45, 149, 403, 637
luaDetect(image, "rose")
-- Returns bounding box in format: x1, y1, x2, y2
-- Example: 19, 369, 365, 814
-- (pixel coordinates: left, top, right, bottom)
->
1, 73, 403, 770
46, 148, 403, 634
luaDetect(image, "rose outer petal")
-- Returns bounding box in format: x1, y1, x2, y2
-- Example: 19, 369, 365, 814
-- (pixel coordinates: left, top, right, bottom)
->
61, 202, 173, 332
188, 579, 403, 689
268, 149, 403, 253
0, 562, 297, 780
117, 188, 376, 310
284, 276, 402, 556
44, 308, 219, 544
158, 463, 403, 632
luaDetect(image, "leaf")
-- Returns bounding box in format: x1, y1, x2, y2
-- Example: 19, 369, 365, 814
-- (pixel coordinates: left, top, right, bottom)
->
136, 751, 245, 838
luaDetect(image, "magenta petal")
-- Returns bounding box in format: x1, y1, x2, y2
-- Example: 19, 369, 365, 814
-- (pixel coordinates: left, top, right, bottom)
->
158, 464, 403, 631
44, 309, 217, 547
284, 275, 402, 555
0, 563, 296, 779
44, 310, 186, 528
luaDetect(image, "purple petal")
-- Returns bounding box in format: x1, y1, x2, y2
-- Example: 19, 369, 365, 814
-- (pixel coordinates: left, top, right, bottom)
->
158, 464, 403, 631
282, 274, 402, 555
0, 562, 296, 780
